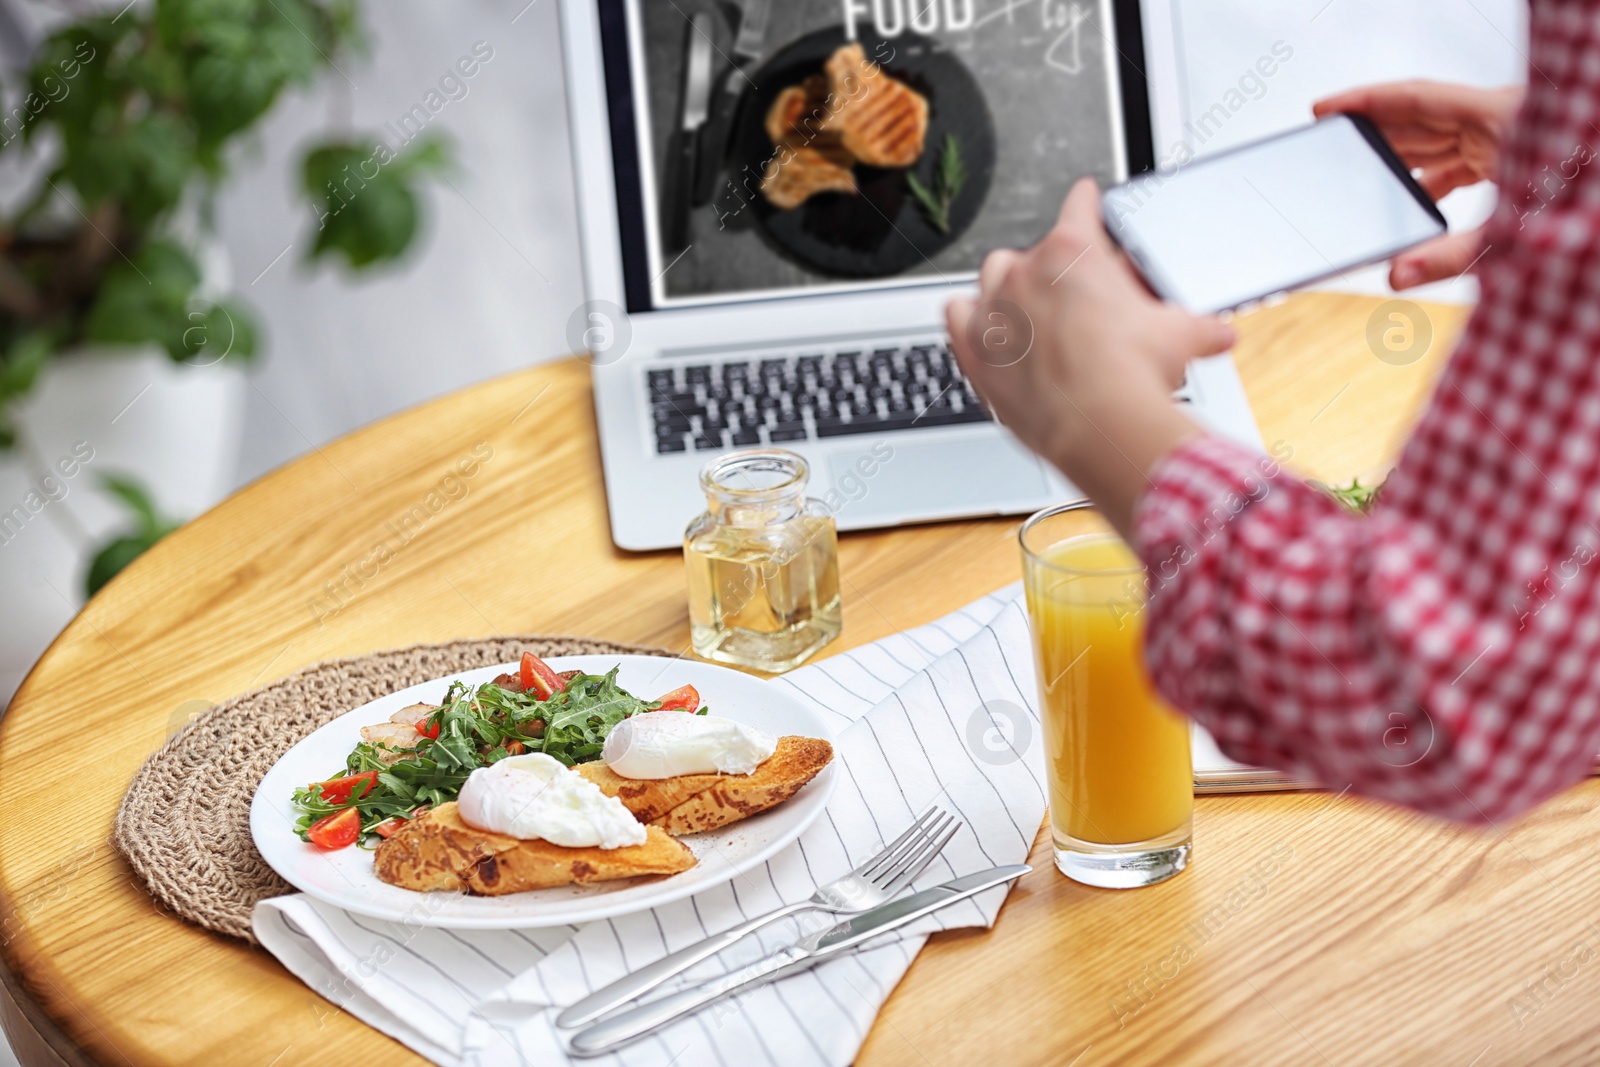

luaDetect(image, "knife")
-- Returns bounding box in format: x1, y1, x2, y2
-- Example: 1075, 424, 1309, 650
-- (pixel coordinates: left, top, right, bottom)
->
691, 0, 772, 206
566, 864, 1030, 1057
663, 13, 715, 252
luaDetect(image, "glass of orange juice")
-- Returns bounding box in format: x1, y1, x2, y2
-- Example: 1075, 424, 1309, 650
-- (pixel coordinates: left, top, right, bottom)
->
1021, 502, 1192, 888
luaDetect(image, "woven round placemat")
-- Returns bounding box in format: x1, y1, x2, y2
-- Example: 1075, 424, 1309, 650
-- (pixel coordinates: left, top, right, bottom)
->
114, 635, 669, 943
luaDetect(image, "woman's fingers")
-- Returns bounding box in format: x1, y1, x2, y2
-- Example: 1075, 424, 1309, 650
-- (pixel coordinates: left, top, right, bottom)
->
1138, 307, 1235, 389
1416, 160, 1482, 200
1310, 87, 1375, 119
945, 297, 977, 361
1313, 81, 1449, 122
1314, 80, 1499, 125
1313, 81, 1522, 178
1042, 178, 1125, 283
1381, 124, 1464, 148
1177, 311, 1237, 358
1055, 175, 1101, 227
978, 248, 1019, 295
1161, 305, 1236, 361
1388, 144, 1463, 169
1390, 228, 1485, 289
945, 296, 992, 394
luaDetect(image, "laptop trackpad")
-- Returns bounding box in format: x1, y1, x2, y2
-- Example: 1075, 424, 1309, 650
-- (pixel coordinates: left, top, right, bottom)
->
825, 436, 1049, 520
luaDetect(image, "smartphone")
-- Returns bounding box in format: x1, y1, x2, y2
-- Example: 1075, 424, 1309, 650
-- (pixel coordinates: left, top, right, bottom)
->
1101, 114, 1447, 314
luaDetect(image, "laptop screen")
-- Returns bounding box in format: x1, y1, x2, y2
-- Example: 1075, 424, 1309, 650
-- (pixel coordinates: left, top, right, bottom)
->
599, 0, 1153, 311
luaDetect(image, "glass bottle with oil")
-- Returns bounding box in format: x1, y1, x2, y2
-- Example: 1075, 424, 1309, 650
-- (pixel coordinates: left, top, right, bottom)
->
685, 448, 842, 672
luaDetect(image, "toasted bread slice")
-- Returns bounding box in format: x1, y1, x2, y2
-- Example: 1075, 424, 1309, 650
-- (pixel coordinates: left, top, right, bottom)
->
373, 801, 697, 895
573, 735, 834, 834
824, 43, 928, 168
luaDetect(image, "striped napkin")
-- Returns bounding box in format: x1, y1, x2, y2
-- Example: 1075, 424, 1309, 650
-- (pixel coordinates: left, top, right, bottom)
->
254, 584, 1048, 1066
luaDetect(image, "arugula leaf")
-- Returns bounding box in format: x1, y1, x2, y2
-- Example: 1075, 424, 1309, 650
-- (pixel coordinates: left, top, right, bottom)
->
537, 668, 652, 765
1313, 476, 1385, 514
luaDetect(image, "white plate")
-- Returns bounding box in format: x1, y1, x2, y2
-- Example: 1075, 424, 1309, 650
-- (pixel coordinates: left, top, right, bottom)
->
250, 655, 837, 928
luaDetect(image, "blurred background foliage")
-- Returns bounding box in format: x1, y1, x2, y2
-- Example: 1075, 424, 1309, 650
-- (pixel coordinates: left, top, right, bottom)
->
0, 0, 450, 589
0, 0, 451, 438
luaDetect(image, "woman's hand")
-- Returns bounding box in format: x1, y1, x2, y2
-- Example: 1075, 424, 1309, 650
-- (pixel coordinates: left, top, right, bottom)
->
945, 178, 1234, 538
1314, 79, 1523, 289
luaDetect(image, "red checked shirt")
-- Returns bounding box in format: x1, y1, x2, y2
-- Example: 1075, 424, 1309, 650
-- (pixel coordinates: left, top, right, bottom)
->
1132, 1, 1600, 822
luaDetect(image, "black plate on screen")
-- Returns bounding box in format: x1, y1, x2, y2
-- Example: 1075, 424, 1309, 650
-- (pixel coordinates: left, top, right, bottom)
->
727, 27, 995, 279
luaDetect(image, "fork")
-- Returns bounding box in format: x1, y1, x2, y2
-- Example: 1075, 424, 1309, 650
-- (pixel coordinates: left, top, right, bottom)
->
555, 807, 961, 1028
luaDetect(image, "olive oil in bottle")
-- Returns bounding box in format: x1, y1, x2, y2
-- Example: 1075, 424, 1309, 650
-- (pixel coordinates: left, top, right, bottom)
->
685, 449, 842, 672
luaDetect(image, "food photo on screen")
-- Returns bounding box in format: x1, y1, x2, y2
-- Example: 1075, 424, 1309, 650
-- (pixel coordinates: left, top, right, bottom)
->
627, 0, 1129, 305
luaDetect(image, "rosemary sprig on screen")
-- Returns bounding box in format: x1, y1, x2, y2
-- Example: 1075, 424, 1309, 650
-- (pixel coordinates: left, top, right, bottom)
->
906, 134, 967, 233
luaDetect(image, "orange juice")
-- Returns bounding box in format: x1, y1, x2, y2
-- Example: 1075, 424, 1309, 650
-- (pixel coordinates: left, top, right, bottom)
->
1024, 534, 1193, 849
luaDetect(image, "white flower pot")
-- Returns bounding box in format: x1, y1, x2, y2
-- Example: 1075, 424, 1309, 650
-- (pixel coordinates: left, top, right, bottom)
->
0, 347, 246, 701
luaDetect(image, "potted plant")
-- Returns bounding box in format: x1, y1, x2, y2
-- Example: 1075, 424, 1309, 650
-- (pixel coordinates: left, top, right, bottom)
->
0, 0, 446, 694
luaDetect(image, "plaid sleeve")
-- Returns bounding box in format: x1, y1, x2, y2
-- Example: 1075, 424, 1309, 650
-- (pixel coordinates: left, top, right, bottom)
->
1131, 1, 1600, 822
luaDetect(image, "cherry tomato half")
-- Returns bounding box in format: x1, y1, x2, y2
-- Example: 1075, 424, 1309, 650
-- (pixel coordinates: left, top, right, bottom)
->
520, 652, 565, 699
372, 805, 430, 839
307, 806, 361, 850
654, 684, 700, 712
316, 769, 379, 803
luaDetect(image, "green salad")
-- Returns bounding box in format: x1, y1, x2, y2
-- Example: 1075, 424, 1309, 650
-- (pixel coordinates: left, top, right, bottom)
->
291, 652, 704, 850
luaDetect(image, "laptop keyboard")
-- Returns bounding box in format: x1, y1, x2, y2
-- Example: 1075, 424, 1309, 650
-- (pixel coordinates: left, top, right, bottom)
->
648, 342, 992, 453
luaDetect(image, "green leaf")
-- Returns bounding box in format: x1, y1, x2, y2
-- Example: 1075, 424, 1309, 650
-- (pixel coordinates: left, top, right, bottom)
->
392, 137, 451, 178
84, 239, 202, 357
61, 112, 195, 226
84, 473, 181, 595
20, 25, 120, 139
251, 0, 332, 83
1316, 477, 1385, 514
0, 333, 53, 406
99, 472, 163, 532
0, 334, 40, 448
301, 136, 451, 270
177, 298, 258, 363
81, 239, 255, 364
85, 532, 161, 596
188, 51, 284, 147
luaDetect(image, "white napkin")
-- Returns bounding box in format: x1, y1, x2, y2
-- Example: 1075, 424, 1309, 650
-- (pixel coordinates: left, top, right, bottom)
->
254, 584, 1048, 1066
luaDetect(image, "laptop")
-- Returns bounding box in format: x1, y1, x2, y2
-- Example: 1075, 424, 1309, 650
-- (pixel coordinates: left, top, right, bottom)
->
558, 0, 1263, 551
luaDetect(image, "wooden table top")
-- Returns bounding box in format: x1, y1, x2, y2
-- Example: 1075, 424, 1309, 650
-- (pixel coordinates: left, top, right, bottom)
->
8, 291, 1590, 1067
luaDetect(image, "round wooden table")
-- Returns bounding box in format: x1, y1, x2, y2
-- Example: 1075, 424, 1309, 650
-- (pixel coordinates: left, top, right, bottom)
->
6, 293, 1592, 1066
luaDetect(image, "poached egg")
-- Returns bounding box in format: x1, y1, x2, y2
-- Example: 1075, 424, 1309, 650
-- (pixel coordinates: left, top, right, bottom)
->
456, 752, 646, 849
602, 711, 777, 779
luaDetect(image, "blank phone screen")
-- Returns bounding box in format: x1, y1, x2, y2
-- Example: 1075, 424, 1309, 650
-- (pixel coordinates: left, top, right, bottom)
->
1102, 116, 1445, 313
